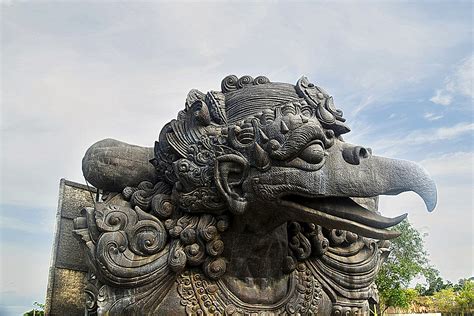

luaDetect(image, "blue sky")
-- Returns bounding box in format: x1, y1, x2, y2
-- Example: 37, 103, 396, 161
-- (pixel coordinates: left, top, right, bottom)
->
1, 1, 472, 315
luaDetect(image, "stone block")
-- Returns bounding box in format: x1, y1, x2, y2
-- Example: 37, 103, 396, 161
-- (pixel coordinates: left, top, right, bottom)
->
45, 179, 96, 316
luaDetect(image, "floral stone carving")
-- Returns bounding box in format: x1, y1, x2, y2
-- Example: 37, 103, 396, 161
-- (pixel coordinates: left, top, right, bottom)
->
74, 75, 437, 315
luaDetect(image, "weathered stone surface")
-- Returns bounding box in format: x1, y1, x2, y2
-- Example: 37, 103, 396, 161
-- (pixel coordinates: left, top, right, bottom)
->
56, 219, 87, 271
47, 268, 86, 316
82, 138, 157, 192
45, 179, 95, 316
60, 181, 98, 219
71, 76, 437, 315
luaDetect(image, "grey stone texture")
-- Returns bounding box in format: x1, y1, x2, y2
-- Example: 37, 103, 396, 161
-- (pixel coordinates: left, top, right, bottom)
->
69, 75, 437, 315
45, 179, 97, 315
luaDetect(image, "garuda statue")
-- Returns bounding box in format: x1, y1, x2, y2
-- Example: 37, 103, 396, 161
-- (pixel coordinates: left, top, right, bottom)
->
74, 75, 437, 315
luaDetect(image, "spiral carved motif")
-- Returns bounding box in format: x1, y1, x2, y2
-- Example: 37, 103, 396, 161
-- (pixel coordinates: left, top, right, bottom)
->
330, 229, 347, 245
162, 212, 230, 279
138, 181, 155, 191
221, 75, 239, 93
130, 189, 152, 210
151, 194, 175, 219
253, 75, 270, 85
128, 219, 167, 256
96, 204, 136, 232
84, 273, 99, 312
237, 75, 254, 89
203, 257, 226, 280
184, 242, 206, 266
122, 186, 138, 200
168, 241, 187, 273
206, 239, 224, 256
123, 180, 172, 213
197, 215, 218, 241
221, 74, 270, 92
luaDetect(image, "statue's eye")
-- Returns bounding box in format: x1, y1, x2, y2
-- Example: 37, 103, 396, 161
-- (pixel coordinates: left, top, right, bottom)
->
299, 142, 325, 164
301, 108, 312, 117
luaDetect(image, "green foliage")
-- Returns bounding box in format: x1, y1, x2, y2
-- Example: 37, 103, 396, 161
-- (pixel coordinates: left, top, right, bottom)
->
416, 266, 452, 296
433, 287, 457, 312
384, 287, 419, 311
411, 279, 474, 314
376, 219, 474, 314
376, 219, 431, 313
23, 301, 45, 316
23, 311, 45, 316
454, 280, 474, 312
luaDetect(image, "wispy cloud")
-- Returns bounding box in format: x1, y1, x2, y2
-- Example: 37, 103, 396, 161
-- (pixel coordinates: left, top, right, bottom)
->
423, 112, 444, 121
433, 122, 474, 139
367, 122, 474, 156
351, 94, 375, 117
430, 54, 473, 106
420, 151, 474, 179
430, 90, 452, 106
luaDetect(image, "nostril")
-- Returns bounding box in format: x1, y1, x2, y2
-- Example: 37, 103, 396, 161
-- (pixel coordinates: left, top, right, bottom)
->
358, 147, 369, 159
342, 146, 371, 165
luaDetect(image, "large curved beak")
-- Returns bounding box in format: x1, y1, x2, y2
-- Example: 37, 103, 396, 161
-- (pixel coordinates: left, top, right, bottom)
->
263, 142, 437, 239
326, 152, 437, 213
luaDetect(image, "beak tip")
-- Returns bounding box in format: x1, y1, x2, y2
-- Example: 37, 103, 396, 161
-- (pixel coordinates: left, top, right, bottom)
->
425, 189, 437, 213
420, 180, 437, 212
426, 201, 436, 213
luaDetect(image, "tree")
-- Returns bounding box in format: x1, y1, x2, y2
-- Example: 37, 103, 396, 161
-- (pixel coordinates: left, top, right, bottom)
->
376, 219, 432, 314
455, 280, 474, 313
433, 288, 457, 313
23, 301, 45, 316
416, 266, 451, 296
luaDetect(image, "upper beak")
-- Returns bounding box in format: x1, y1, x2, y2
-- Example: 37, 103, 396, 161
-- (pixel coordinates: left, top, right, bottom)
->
262, 142, 437, 239
330, 143, 437, 213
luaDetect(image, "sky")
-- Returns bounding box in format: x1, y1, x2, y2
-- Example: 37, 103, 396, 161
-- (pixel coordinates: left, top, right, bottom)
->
0, 1, 472, 314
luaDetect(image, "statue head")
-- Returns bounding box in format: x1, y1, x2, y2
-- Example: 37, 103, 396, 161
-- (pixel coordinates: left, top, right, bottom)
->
76, 75, 438, 315
111, 75, 437, 279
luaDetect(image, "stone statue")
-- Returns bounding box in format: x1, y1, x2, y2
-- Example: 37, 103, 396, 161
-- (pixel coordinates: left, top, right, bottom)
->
74, 75, 437, 315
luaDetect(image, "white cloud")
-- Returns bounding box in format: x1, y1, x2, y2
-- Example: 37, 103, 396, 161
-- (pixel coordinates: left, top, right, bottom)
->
430, 55, 473, 106
423, 112, 444, 121
419, 152, 474, 186
434, 123, 474, 139
351, 95, 375, 117
430, 89, 453, 106
366, 122, 474, 156
447, 55, 474, 98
